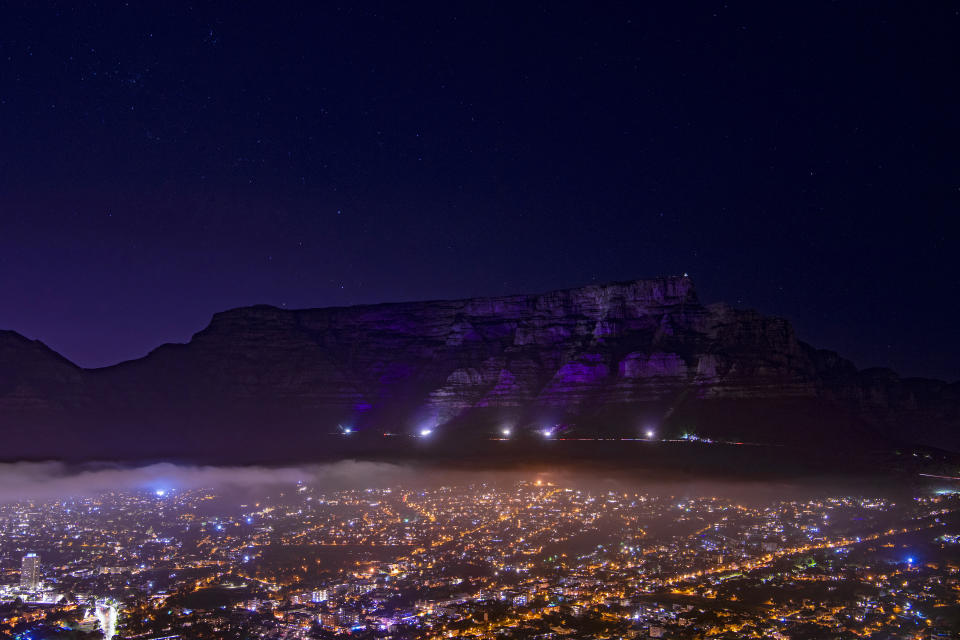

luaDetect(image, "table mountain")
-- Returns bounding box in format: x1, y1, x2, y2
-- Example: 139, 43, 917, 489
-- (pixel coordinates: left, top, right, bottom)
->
1, 276, 957, 461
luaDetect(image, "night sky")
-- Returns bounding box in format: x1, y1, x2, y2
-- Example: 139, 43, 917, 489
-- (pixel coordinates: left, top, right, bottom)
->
1, 2, 957, 379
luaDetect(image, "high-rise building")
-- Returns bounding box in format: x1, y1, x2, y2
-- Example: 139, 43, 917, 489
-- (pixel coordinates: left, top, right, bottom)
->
21, 553, 41, 590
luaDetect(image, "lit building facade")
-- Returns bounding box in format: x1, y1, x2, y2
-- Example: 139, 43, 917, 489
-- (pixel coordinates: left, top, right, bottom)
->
20, 553, 40, 590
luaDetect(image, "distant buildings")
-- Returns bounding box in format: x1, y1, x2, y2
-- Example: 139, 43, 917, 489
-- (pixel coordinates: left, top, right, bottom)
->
20, 552, 41, 590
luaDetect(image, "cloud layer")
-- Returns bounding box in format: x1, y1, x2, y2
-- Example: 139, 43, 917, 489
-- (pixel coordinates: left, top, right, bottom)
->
0, 459, 906, 505
0, 460, 422, 503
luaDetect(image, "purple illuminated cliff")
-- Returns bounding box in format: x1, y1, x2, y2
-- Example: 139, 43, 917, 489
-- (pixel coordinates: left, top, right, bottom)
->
1, 276, 957, 460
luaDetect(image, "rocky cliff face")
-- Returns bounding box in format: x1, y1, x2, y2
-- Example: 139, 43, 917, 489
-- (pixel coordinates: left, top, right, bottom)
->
1, 276, 957, 460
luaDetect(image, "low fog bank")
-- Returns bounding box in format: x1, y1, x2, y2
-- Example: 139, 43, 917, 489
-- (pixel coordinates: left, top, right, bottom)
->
0, 459, 938, 505
0, 460, 413, 504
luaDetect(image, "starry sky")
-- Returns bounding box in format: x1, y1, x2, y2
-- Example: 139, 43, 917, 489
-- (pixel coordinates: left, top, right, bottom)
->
0, 2, 957, 379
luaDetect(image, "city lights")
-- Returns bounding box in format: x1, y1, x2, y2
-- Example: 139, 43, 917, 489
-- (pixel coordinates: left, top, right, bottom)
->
0, 480, 955, 638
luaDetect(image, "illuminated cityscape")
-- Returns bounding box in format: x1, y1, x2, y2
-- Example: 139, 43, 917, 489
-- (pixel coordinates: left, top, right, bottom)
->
1, 477, 958, 638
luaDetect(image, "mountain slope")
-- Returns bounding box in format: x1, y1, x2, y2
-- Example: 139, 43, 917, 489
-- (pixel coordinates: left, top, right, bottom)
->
1, 276, 957, 460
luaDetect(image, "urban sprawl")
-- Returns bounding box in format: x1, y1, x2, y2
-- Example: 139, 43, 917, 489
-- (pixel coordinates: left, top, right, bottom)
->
2, 479, 959, 638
